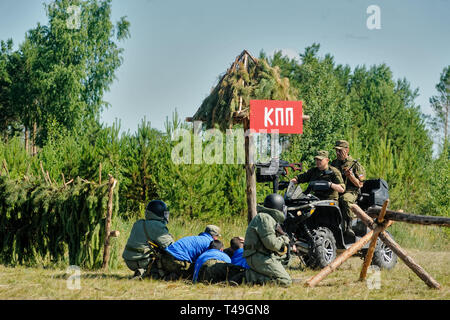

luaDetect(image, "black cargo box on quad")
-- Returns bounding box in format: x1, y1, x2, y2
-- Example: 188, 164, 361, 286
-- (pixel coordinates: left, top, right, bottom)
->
358, 179, 389, 210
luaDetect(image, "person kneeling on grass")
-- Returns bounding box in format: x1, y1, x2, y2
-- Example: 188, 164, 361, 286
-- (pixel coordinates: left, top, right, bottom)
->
192, 240, 231, 284
243, 193, 292, 287
122, 200, 174, 280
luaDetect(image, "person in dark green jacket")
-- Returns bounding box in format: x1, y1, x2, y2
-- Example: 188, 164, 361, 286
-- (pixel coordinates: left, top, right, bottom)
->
122, 200, 174, 279
243, 194, 292, 287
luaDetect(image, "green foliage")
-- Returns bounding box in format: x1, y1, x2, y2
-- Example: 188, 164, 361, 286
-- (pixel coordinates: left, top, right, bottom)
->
0, 0, 129, 147
429, 65, 450, 147
0, 175, 118, 269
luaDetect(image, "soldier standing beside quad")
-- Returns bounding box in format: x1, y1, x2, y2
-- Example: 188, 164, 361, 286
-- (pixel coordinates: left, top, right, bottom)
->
290, 150, 345, 200
330, 140, 366, 237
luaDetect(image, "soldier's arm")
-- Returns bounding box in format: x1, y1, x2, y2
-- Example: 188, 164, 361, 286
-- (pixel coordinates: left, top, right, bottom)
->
295, 168, 312, 184
331, 170, 346, 193
346, 164, 365, 188
153, 225, 175, 249
258, 215, 286, 253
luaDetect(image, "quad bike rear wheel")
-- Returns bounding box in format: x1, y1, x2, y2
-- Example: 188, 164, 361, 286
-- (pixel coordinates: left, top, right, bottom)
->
304, 227, 337, 269
372, 232, 398, 269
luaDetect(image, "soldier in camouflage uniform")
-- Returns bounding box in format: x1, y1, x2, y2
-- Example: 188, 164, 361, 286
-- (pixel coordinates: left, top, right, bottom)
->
291, 150, 345, 200
243, 194, 292, 287
122, 200, 174, 279
330, 140, 366, 236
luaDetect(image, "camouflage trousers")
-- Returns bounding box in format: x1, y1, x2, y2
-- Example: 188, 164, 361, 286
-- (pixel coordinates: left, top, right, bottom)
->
197, 260, 246, 284
124, 256, 165, 279
159, 252, 193, 280
124, 257, 152, 275
244, 253, 292, 287
339, 191, 358, 223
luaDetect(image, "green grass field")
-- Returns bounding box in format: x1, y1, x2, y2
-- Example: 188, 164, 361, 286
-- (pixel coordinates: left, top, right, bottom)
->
0, 216, 449, 300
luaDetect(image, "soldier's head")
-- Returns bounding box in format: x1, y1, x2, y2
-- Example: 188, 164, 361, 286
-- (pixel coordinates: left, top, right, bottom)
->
204, 225, 221, 240
334, 140, 349, 160
145, 200, 170, 223
264, 193, 285, 212
209, 240, 224, 251
314, 150, 330, 170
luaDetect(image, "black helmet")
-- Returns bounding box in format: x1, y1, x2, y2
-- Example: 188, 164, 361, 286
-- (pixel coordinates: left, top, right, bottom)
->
146, 200, 169, 220
263, 193, 285, 212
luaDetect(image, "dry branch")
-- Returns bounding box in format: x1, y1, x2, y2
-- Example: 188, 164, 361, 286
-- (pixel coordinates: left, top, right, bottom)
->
305, 220, 393, 287
352, 204, 442, 290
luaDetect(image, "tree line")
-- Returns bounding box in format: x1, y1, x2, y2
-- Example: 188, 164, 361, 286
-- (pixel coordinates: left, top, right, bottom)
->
0, 1, 448, 222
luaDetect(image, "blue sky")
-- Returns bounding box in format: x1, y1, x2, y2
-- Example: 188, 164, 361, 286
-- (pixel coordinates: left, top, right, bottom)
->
1, 0, 449, 134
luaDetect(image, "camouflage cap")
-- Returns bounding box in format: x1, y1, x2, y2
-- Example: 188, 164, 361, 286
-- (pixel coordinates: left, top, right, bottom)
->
334, 140, 349, 150
314, 150, 329, 160
204, 225, 221, 237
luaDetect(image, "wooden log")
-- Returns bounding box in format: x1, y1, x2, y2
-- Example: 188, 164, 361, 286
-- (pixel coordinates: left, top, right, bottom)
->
367, 207, 450, 227
351, 204, 442, 290
305, 223, 388, 288
102, 175, 118, 270
359, 199, 390, 280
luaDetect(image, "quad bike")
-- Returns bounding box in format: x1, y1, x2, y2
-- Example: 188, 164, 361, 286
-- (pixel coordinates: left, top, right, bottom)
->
256, 159, 398, 270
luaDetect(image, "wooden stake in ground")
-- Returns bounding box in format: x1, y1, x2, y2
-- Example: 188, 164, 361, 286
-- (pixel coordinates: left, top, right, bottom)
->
359, 199, 390, 281
305, 219, 393, 288
102, 175, 117, 270
351, 204, 442, 290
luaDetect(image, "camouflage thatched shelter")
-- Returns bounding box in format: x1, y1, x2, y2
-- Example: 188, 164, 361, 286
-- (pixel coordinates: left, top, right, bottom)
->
188, 50, 298, 222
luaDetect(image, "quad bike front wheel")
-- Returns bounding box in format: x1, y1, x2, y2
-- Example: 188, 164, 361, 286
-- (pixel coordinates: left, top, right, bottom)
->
304, 227, 337, 269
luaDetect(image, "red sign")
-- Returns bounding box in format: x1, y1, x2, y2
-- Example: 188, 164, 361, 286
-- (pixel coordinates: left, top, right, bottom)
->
250, 100, 303, 134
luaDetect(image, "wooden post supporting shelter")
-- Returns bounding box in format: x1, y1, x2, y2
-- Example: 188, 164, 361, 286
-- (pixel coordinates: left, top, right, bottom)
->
102, 174, 118, 270
351, 204, 442, 290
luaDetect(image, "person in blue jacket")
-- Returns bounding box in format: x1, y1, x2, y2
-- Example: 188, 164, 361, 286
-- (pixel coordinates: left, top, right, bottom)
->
160, 225, 221, 280
230, 237, 250, 269
223, 237, 250, 285
193, 240, 231, 283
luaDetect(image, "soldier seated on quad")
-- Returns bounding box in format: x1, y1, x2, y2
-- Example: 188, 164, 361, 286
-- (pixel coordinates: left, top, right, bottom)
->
192, 240, 231, 284
242, 194, 292, 287
159, 225, 222, 280
290, 150, 345, 200
122, 200, 174, 280
330, 140, 366, 237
